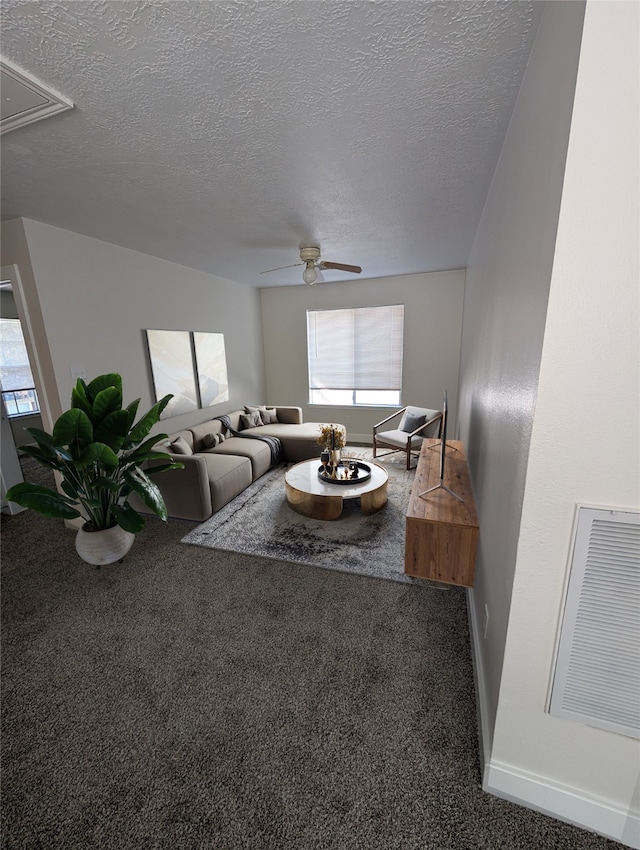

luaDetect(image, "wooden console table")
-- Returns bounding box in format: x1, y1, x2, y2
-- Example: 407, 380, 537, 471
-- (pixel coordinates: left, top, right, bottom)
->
405, 439, 479, 587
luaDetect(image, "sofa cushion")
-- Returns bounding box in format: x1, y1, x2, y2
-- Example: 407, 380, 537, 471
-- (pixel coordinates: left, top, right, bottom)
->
240, 410, 262, 429
200, 453, 252, 514
205, 436, 273, 481
169, 435, 193, 455
375, 428, 424, 449
190, 419, 226, 451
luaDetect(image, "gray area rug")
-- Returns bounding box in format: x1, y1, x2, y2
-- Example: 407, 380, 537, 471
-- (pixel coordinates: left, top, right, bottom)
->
182, 448, 417, 583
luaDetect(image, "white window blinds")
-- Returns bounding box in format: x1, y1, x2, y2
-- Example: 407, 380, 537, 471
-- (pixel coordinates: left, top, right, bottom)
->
307, 305, 404, 391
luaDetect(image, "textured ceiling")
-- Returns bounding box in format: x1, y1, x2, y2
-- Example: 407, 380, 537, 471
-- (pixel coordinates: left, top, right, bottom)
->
0, 1, 543, 287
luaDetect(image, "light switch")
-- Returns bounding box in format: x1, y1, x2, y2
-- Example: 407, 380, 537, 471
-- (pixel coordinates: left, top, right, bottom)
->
70, 366, 86, 381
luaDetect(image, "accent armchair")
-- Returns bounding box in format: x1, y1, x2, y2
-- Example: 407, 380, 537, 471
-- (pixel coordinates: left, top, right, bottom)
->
373, 405, 442, 470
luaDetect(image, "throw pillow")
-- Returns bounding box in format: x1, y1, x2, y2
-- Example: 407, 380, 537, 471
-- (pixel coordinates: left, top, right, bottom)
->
245, 404, 279, 425
400, 412, 427, 434
202, 433, 220, 448
240, 410, 261, 429
218, 433, 227, 443
170, 436, 192, 455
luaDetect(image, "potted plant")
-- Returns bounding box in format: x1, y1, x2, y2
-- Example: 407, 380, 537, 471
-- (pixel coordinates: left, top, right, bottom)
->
6, 373, 183, 565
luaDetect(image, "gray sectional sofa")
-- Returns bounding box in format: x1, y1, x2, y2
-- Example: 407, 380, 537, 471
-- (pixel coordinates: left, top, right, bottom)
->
146, 406, 342, 522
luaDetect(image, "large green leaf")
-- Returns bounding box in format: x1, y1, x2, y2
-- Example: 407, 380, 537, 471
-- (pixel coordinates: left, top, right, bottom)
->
25, 427, 56, 449
123, 468, 168, 520
110, 503, 145, 533
86, 373, 122, 402
71, 383, 93, 418
91, 386, 122, 423
128, 395, 172, 444
144, 460, 185, 474
52, 409, 93, 449
76, 441, 119, 470
94, 409, 130, 451
18, 444, 61, 470
60, 478, 80, 500
123, 435, 173, 463
93, 477, 121, 494
125, 398, 140, 431
5, 483, 82, 519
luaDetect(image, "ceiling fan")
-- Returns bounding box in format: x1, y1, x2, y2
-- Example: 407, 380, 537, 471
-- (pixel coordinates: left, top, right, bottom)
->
260, 246, 362, 285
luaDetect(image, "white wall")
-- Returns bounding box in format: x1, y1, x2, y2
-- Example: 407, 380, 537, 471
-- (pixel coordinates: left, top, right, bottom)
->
261, 270, 465, 442
458, 0, 585, 744
490, 1, 640, 845
1, 219, 266, 436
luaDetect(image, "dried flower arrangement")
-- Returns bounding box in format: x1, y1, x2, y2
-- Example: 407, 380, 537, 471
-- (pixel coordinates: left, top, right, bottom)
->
316, 423, 346, 450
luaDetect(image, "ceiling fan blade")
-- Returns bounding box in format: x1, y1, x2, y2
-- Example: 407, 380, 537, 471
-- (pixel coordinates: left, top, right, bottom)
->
319, 261, 362, 274
260, 262, 304, 274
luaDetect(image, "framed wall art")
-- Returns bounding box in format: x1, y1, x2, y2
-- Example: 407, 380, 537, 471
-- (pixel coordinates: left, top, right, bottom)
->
193, 331, 229, 408
145, 329, 198, 419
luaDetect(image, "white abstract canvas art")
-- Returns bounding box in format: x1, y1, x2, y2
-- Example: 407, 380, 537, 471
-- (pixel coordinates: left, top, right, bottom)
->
145, 329, 199, 419
193, 332, 229, 407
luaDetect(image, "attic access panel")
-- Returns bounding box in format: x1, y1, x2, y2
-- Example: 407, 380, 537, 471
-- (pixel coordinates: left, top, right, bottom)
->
1, 57, 73, 135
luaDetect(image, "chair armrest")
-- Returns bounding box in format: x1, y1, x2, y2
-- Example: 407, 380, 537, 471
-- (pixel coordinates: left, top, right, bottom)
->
408, 412, 442, 438
373, 407, 406, 433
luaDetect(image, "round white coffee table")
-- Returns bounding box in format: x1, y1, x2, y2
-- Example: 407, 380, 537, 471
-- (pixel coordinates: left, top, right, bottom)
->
284, 458, 388, 520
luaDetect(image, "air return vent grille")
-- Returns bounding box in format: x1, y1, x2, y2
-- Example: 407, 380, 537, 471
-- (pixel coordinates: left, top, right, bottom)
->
550, 506, 640, 739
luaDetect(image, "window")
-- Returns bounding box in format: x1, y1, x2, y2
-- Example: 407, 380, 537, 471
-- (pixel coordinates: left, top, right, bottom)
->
0, 318, 40, 417
307, 305, 404, 406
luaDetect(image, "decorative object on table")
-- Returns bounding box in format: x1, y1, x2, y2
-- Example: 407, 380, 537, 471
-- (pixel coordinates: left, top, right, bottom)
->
5, 373, 184, 566
320, 447, 330, 473
318, 461, 372, 485
317, 423, 346, 468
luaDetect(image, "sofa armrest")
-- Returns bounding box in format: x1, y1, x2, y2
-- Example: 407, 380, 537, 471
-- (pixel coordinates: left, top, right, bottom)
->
274, 406, 303, 425
144, 454, 212, 521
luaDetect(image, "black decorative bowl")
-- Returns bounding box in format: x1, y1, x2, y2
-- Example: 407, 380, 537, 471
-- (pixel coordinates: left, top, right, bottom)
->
318, 461, 372, 485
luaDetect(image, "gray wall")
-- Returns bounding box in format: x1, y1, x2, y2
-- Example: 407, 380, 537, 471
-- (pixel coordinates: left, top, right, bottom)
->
457, 0, 585, 744
1, 219, 266, 438
261, 270, 465, 443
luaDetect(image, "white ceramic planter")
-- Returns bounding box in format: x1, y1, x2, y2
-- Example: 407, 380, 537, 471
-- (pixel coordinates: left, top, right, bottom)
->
75, 524, 135, 566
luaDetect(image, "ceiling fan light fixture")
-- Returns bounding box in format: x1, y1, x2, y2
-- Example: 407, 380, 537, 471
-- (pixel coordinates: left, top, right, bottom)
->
302, 262, 317, 285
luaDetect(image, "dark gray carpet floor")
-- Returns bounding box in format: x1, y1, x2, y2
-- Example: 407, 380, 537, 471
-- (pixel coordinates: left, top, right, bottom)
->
1, 489, 623, 848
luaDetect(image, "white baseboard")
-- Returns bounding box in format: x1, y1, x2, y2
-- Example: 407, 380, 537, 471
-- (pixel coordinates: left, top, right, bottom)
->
467, 588, 640, 849
466, 588, 493, 768
484, 761, 640, 849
